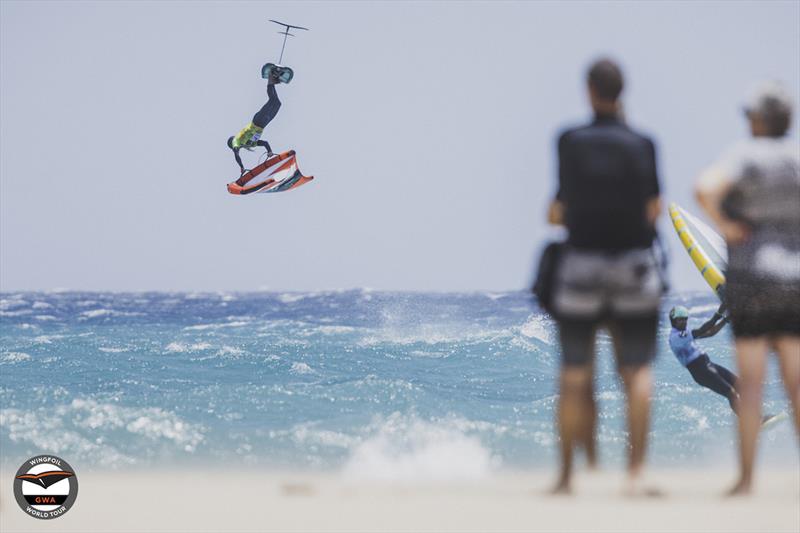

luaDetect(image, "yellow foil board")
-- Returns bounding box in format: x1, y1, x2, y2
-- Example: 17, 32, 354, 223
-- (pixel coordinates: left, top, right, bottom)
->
669, 203, 726, 295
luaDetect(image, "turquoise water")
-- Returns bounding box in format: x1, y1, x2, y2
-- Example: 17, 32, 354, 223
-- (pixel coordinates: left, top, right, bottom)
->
0, 291, 795, 476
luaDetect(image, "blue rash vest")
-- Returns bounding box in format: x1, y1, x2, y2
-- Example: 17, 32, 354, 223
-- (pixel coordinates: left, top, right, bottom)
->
668, 327, 703, 367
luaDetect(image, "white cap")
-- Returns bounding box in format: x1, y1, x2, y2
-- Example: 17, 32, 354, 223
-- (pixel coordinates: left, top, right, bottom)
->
743, 80, 794, 119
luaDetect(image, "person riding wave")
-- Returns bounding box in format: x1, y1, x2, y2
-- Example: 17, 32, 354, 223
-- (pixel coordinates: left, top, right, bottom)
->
668, 305, 741, 413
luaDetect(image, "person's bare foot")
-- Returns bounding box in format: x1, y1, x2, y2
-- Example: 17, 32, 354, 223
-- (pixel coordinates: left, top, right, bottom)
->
548, 477, 572, 495
623, 475, 664, 498
725, 477, 752, 497
586, 453, 598, 471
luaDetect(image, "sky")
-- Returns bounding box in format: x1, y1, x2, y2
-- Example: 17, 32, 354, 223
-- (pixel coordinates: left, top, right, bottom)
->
1, 0, 798, 292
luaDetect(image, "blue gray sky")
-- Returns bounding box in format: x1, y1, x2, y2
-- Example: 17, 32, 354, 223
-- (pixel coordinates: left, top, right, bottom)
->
1, 1, 798, 292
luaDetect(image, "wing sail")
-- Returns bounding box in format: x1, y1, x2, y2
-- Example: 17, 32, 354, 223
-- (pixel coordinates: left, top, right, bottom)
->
678, 205, 728, 271
669, 203, 727, 298
227, 150, 314, 195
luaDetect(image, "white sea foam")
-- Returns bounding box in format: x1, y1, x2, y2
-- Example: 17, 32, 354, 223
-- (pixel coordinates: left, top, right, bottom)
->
290, 362, 314, 375
290, 423, 357, 449
70, 399, 204, 451
483, 292, 509, 301
183, 321, 250, 331
315, 325, 356, 334
680, 405, 710, 431
408, 349, 451, 358
342, 413, 498, 482
81, 309, 114, 318
0, 309, 32, 317
33, 334, 67, 344
125, 416, 202, 452
597, 390, 622, 401
531, 430, 556, 447
0, 408, 136, 466
446, 416, 509, 436
31, 301, 53, 309
255, 318, 307, 331
226, 314, 254, 321
0, 298, 27, 310
518, 314, 553, 344
359, 327, 509, 347
99, 347, 127, 353
276, 293, 305, 304
164, 342, 213, 353
1, 352, 31, 363
216, 346, 245, 357
79, 309, 143, 319
220, 412, 244, 422
296, 324, 357, 337
34, 315, 57, 321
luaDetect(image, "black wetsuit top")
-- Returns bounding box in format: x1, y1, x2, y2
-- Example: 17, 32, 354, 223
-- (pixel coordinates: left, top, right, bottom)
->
556, 114, 660, 251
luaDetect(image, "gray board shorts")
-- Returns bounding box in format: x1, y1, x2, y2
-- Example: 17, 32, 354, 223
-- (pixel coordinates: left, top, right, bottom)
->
551, 246, 663, 367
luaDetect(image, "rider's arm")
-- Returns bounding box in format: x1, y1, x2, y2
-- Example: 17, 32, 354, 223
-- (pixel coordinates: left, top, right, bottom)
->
692, 304, 728, 339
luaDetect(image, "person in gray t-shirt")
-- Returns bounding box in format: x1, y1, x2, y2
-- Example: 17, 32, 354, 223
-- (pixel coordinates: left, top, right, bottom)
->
696, 80, 800, 496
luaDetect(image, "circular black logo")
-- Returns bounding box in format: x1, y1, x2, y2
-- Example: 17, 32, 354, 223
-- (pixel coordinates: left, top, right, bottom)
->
13, 455, 78, 519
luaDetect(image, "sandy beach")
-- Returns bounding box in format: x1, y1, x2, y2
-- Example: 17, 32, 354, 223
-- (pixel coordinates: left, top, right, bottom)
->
2, 467, 798, 532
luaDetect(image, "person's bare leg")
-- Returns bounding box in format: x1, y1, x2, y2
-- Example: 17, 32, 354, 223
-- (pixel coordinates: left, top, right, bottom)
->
774, 336, 800, 438
552, 365, 593, 494
727, 337, 769, 496
581, 373, 598, 469
619, 364, 653, 493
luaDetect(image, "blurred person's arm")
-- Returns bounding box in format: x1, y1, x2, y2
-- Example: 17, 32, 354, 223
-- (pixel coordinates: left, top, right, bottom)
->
646, 197, 662, 226
548, 200, 564, 225
549, 131, 571, 227
695, 165, 749, 244
645, 138, 662, 227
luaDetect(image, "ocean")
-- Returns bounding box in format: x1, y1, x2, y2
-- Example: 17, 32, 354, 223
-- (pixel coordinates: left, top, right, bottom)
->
1, 291, 795, 478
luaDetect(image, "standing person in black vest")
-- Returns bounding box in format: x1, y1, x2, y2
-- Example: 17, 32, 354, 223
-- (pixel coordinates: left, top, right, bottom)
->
547, 59, 664, 495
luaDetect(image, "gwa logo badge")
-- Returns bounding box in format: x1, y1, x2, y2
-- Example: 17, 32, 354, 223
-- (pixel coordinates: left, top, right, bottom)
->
13, 455, 79, 519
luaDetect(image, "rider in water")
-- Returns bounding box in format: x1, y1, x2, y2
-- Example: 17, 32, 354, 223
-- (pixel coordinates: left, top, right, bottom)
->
227, 69, 283, 174
668, 305, 739, 413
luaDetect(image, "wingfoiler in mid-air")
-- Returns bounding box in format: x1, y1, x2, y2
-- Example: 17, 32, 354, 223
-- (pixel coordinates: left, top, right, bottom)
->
226, 19, 314, 196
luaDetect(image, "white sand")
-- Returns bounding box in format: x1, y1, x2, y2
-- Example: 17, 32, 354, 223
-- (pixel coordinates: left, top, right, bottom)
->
1, 468, 798, 532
